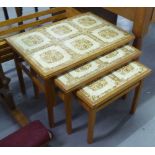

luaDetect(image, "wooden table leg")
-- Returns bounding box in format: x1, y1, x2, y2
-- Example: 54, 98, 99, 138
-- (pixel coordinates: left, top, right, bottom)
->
64, 93, 72, 134
44, 79, 56, 128
87, 109, 96, 144
130, 81, 143, 114
14, 54, 26, 95
133, 37, 143, 49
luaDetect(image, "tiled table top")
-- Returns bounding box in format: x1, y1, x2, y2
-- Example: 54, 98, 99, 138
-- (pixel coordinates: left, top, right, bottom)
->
55, 45, 141, 92
6, 12, 134, 79
77, 61, 151, 108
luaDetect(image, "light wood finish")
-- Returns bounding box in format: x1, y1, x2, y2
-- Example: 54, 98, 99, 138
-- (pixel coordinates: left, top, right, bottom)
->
77, 62, 151, 109
151, 9, 155, 22
104, 7, 154, 49
63, 93, 72, 134
75, 62, 151, 143
55, 46, 141, 93
6, 12, 134, 79
0, 7, 79, 93
87, 110, 96, 144
130, 80, 143, 114
55, 45, 141, 134
1, 8, 81, 128
44, 79, 56, 127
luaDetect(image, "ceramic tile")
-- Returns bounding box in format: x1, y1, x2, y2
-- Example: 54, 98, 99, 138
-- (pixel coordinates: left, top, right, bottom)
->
92, 26, 125, 43
13, 32, 51, 51
72, 14, 104, 29
64, 35, 100, 55
57, 45, 138, 89
46, 22, 78, 39
32, 46, 72, 69
78, 62, 149, 104
6, 12, 133, 77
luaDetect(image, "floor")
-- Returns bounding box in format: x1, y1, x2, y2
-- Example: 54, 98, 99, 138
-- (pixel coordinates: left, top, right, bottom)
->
0, 7, 155, 147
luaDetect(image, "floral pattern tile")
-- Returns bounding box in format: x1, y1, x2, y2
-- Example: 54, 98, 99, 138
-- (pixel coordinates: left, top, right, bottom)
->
13, 32, 51, 51
77, 62, 149, 105
32, 46, 72, 69
56, 45, 138, 90
64, 35, 100, 55
92, 26, 125, 43
6, 12, 133, 77
46, 23, 78, 39
71, 14, 104, 29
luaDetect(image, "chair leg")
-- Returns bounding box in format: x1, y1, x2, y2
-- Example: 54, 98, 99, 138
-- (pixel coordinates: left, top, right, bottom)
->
130, 81, 143, 114
64, 93, 72, 134
87, 110, 96, 144
14, 56, 26, 95
30, 68, 39, 98
2, 7, 9, 20
34, 7, 39, 20
0, 63, 4, 74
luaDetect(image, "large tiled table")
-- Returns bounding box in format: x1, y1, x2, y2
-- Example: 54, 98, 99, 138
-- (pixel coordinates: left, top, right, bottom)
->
6, 12, 134, 127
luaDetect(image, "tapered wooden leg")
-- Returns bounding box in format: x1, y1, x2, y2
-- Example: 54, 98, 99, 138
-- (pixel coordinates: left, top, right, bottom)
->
64, 93, 72, 134
44, 79, 56, 128
130, 81, 143, 114
87, 110, 96, 144
30, 68, 39, 98
14, 55, 26, 95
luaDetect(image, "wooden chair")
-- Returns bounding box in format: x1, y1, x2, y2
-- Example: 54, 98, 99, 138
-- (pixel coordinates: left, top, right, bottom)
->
0, 68, 29, 126
0, 7, 81, 95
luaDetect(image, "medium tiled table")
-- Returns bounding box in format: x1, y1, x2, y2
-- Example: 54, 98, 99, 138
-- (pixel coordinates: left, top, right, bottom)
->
6, 12, 134, 127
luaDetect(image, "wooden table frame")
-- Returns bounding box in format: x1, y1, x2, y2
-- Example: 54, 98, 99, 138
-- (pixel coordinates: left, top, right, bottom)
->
55, 46, 141, 134
14, 54, 56, 127
6, 10, 136, 130
80, 81, 142, 144
1, 7, 81, 128
75, 63, 151, 143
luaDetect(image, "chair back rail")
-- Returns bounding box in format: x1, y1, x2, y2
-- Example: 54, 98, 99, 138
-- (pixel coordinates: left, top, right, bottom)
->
0, 7, 80, 36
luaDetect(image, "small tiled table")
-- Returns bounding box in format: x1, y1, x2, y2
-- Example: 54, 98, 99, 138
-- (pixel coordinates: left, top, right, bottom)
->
76, 61, 151, 143
6, 12, 134, 128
